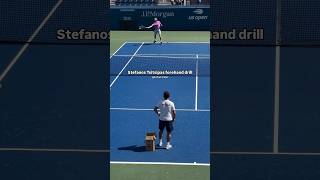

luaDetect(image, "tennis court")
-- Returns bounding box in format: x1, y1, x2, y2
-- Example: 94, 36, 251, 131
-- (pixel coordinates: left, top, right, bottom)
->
110, 40, 210, 179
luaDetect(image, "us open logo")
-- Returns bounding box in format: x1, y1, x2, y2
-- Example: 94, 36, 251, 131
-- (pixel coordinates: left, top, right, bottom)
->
193, 9, 204, 15
189, 9, 207, 21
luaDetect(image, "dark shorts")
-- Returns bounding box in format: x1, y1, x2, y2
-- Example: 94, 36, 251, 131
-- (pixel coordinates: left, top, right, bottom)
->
159, 120, 174, 132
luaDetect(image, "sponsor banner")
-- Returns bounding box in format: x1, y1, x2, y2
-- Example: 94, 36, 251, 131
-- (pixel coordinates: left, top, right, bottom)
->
110, 7, 209, 30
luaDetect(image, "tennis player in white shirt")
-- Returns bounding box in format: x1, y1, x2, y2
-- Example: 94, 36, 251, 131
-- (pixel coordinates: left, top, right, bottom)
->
154, 91, 176, 150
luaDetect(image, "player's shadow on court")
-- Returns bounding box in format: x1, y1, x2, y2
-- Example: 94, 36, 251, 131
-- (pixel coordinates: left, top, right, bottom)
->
143, 43, 154, 46
118, 145, 166, 152
118, 145, 147, 152
132, 43, 156, 46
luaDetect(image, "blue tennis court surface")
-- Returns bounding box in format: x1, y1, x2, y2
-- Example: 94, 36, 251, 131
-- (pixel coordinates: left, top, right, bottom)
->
110, 42, 210, 164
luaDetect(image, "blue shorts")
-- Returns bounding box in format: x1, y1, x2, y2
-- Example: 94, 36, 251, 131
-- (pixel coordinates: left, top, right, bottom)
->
159, 120, 174, 132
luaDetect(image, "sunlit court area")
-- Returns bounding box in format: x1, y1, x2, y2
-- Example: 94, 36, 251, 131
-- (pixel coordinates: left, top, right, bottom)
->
109, 31, 210, 180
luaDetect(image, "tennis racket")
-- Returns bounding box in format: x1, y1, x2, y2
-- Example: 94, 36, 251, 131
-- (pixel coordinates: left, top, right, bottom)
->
139, 25, 146, 30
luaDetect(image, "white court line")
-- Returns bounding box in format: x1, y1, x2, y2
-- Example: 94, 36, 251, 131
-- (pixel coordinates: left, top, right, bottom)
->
273, 46, 281, 153
113, 53, 210, 57
125, 41, 210, 44
110, 42, 127, 59
195, 54, 199, 110
137, 53, 210, 56
212, 151, 320, 156
110, 42, 144, 88
0, 0, 63, 84
110, 107, 210, 112
273, 0, 282, 154
110, 161, 210, 166
0, 148, 108, 153
128, 55, 208, 59
111, 55, 209, 59
111, 54, 134, 57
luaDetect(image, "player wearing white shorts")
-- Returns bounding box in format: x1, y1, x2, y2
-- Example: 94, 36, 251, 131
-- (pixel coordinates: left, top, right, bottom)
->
147, 18, 163, 43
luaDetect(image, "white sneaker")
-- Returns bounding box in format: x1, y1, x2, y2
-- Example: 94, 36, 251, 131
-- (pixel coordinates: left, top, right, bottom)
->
166, 144, 172, 150
158, 141, 163, 147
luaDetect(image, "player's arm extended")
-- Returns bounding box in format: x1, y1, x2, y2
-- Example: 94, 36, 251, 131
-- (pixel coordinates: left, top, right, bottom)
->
154, 106, 160, 116
147, 23, 155, 29
172, 110, 176, 121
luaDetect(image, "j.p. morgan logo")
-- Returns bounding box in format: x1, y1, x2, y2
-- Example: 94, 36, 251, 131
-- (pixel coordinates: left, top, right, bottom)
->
141, 11, 174, 18
189, 9, 207, 21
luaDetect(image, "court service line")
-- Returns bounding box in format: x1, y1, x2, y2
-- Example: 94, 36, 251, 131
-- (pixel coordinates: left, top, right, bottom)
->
0, 0, 63, 84
136, 53, 210, 56
0, 148, 109, 153
211, 151, 320, 156
113, 53, 210, 57
110, 161, 210, 166
125, 41, 210, 44
195, 54, 199, 110
110, 42, 127, 59
111, 55, 209, 59
110, 107, 210, 112
110, 42, 144, 88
